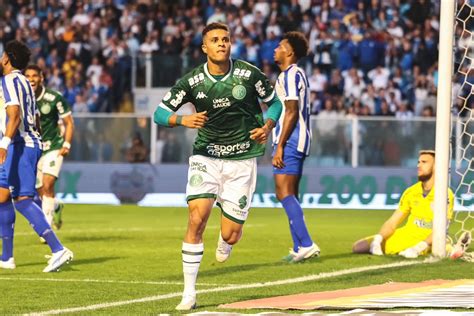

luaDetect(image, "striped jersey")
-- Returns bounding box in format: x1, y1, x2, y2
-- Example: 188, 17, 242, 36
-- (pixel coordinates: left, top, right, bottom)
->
0, 70, 42, 148
272, 64, 311, 155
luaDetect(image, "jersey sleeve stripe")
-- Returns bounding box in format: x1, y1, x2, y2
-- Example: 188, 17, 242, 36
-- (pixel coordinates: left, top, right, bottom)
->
59, 111, 72, 118
159, 102, 173, 112
262, 90, 275, 103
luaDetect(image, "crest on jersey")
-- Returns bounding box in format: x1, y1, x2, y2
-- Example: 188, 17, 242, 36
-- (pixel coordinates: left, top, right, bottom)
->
41, 105, 51, 114
189, 174, 203, 187
232, 85, 246, 100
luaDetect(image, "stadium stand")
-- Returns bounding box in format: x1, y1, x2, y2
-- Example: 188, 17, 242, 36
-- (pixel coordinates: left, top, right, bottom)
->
0, 0, 462, 118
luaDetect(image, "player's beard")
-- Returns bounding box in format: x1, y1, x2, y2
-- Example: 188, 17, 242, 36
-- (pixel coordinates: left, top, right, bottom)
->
418, 171, 433, 182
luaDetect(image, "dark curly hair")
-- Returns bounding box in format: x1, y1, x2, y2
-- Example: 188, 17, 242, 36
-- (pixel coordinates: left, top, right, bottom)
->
283, 32, 309, 60
4, 40, 31, 70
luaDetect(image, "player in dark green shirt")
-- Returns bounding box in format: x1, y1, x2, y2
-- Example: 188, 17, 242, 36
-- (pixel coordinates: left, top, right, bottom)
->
25, 65, 74, 231
154, 23, 282, 311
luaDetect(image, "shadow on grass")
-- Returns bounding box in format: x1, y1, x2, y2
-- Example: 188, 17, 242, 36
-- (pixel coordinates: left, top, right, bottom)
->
17, 256, 123, 269
64, 235, 134, 243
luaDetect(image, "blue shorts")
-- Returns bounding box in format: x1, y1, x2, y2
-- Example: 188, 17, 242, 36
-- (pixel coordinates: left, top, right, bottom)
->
272, 146, 306, 175
0, 144, 42, 198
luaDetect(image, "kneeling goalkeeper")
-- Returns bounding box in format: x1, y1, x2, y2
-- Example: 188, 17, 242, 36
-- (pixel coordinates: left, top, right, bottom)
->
353, 150, 471, 259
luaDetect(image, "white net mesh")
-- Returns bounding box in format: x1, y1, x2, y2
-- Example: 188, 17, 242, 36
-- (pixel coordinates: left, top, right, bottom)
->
452, 1, 473, 252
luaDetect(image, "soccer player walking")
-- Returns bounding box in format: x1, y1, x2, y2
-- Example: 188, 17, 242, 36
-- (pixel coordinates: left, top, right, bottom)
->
25, 64, 74, 230
154, 23, 282, 310
0, 40, 73, 272
272, 32, 320, 262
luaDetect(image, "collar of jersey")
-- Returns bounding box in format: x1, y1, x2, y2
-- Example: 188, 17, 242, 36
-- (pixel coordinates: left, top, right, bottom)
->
283, 63, 297, 73
204, 59, 233, 83
37, 86, 46, 101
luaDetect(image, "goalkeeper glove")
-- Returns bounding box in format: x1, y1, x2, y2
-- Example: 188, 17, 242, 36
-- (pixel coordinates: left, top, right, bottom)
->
370, 234, 384, 256
399, 241, 429, 259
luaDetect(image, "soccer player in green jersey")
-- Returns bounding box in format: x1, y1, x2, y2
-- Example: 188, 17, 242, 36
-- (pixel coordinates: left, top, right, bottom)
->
24, 65, 74, 230
154, 22, 283, 310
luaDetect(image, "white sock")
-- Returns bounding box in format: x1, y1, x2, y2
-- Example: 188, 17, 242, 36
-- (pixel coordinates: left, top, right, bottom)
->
42, 196, 55, 226
53, 199, 59, 211
182, 242, 203, 297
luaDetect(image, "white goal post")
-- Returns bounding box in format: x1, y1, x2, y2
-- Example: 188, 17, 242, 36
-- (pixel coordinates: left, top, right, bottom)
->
432, 0, 456, 258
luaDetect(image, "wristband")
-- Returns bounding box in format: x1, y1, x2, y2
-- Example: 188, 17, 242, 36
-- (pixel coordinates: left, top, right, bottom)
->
62, 141, 71, 149
414, 241, 429, 253
0, 137, 11, 149
176, 116, 183, 126
373, 234, 383, 244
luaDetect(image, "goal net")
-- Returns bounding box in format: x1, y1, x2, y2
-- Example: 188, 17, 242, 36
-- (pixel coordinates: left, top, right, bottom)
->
451, 0, 473, 257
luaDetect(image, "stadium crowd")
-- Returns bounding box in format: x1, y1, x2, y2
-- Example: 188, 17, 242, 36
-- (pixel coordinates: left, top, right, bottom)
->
1, 0, 465, 117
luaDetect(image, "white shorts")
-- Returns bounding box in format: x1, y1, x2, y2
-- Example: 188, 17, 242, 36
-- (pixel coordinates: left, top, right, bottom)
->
36, 149, 64, 188
186, 155, 257, 224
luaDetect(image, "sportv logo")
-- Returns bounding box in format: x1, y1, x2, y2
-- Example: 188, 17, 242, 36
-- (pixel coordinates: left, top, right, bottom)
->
206, 141, 251, 157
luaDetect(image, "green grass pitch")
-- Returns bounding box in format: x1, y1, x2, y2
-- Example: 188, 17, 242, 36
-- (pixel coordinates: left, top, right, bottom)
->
0, 205, 472, 314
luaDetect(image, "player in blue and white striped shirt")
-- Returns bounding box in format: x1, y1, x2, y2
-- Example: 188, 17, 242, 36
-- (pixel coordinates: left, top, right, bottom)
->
0, 40, 72, 272
272, 32, 320, 263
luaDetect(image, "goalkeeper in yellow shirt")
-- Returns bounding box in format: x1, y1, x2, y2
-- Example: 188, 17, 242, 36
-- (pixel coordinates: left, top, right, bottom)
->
353, 150, 471, 259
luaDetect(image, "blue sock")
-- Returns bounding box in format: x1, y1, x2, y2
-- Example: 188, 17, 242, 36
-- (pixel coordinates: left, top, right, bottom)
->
15, 199, 63, 253
289, 225, 300, 252
33, 193, 42, 208
281, 195, 313, 248
0, 201, 15, 261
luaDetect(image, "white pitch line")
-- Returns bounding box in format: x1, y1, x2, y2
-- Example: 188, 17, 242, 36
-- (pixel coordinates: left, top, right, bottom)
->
14, 224, 265, 236
0, 277, 229, 287
24, 258, 436, 316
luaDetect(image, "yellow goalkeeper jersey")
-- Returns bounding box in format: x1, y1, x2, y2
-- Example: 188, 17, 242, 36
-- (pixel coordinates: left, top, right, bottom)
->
384, 182, 455, 255
398, 181, 454, 235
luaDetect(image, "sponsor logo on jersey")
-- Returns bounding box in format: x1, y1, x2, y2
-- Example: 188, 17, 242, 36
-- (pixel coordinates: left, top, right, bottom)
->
233, 68, 251, 79
414, 218, 432, 229
190, 161, 207, 172
212, 97, 231, 108
189, 174, 203, 187
163, 92, 172, 101
170, 90, 186, 108
196, 91, 207, 99
56, 101, 65, 113
255, 80, 266, 98
206, 141, 251, 157
41, 104, 51, 114
232, 85, 246, 100
188, 73, 205, 87
231, 208, 247, 218
44, 92, 55, 102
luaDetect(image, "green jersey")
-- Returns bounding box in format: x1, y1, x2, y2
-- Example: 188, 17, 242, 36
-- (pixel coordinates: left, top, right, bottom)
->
36, 87, 72, 153
160, 59, 275, 160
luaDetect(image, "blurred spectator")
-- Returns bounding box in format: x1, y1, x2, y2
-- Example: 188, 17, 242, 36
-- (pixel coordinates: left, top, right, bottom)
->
161, 132, 182, 163
1, 0, 446, 117
126, 132, 149, 163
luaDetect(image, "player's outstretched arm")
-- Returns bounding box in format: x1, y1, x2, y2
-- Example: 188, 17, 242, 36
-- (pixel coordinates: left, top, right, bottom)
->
0, 105, 21, 163
171, 111, 208, 129
250, 95, 282, 144
272, 100, 298, 169
369, 209, 408, 255
154, 106, 208, 129
59, 114, 74, 156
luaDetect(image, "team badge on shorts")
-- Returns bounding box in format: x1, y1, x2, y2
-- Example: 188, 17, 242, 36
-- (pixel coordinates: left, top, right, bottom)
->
189, 174, 203, 187
232, 85, 246, 100
238, 195, 247, 209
